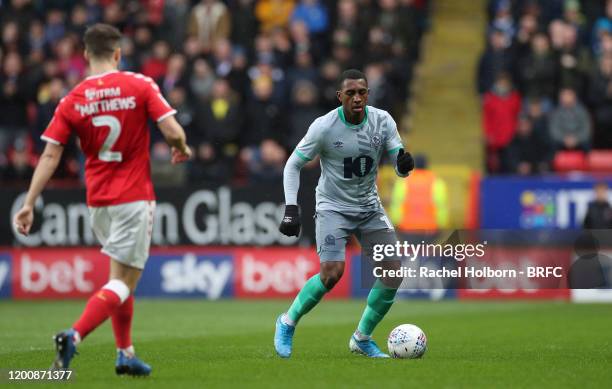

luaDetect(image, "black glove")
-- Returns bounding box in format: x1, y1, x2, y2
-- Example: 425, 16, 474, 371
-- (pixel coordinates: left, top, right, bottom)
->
279, 205, 301, 237
397, 148, 414, 175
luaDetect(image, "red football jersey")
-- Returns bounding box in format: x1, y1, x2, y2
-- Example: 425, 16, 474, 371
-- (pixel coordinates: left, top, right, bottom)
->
42, 70, 176, 206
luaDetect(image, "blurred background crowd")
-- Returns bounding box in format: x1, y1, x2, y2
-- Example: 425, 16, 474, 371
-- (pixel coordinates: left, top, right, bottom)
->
480, 0, 612, 174
0, 0, 430, 186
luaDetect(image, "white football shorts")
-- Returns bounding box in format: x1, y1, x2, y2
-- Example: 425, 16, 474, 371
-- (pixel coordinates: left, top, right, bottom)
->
89, 200, 155, 269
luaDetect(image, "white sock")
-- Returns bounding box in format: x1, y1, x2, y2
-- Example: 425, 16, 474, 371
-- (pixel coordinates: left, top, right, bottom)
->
118, 345, 135, 358
72, 330, 82, 345
353, 330, 370, 341
281, 313, 295, 327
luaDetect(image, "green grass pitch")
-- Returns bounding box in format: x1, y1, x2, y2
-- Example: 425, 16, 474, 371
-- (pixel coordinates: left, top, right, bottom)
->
1, 300, 611, 388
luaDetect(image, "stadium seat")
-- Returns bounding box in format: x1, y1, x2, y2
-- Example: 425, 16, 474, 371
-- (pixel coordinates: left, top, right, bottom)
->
587, 150, 612, 172
552, 151, 588, 172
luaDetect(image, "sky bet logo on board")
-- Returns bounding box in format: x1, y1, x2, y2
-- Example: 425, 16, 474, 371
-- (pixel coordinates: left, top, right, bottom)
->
0, 253, 11, 299
233, 248, 350, 298
12, 249, 109, 299
136, 253, 233, 299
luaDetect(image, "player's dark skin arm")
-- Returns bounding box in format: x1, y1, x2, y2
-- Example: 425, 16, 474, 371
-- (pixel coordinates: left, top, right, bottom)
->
13, 142, 64, 235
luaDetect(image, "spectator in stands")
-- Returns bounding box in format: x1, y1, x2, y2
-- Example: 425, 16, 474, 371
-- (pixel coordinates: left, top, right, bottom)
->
256, 0, 296, 32
563, 0, 588, 44
118, 37, 137, 71
556, 23, 592, 98
227, 48, 249, 94
2, 20, 26, 56
365, 62, 394, 113
385, 40, 414, 108
68, 4, 89, 37
168, 87, 194, 138
287, 80, 324, 149
291, 0, 329, 36
588, 54, 612, 149
483, 72, 521, 172
318, 59, 342, 110
583, 182, 612, 229
2, 136, 33, 183
161, 0, 191, 48
549, 88, 592, 151
287, 49, 319, 90
211, 38, 235, 78
188, 0, 231, 54
244, 75, 286, 147
592, 0, 612, 55
477, 28, 514, 95
518, 32, 557, 102
44, 9, 66, 47
141, 40, 170, 80
377, 0, 401, 39
189, 58, 216, 101
513, 13, 538, 61
365, 25, 392, 64
230, 0, 258, 51
334, 0, 368, 52
132, 24, 154, 61
0, 51, 29, 156
489, 0, 515, 44
397, 0, 420, 59
504, 115, 550, 175
55, 36, 87, 85
290, 19, 319, 61
270, 27, 294, 69
34, 77, 65, 152
191, 79, 241, 183
240, 138, 287, 184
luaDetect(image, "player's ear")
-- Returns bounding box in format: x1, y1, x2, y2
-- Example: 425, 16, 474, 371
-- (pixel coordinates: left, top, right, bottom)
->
83, 49, 90, 62
113, 47, 121, 64
336, 90, 342, 102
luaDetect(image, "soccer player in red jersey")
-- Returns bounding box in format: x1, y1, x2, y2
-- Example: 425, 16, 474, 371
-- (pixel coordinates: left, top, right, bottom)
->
13, 24, 192, 376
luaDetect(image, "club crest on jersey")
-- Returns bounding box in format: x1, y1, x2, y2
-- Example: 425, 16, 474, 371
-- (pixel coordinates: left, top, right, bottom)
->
333, 140, 344, 149
371, 134, 382, 148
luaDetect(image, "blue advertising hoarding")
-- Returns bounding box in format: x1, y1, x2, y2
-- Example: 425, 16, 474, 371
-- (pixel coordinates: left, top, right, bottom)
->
0, 253, 10, 299
481, 176, 612, 229
135, 252, 234, 299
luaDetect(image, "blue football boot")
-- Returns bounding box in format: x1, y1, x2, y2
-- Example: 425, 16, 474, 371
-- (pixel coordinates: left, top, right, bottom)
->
274, 314, 295, 358
349, 335, 390, 358
115, 350, 152, 376
51, 329, 78, 370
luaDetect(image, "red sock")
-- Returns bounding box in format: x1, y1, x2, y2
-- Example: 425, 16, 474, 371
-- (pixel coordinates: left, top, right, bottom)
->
111, 295, 134, 349
72, 289, 122, 340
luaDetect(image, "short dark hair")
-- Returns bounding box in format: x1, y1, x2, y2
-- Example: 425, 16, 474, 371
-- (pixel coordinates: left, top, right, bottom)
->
337, 69, 367, 90
84, 23, 122, 59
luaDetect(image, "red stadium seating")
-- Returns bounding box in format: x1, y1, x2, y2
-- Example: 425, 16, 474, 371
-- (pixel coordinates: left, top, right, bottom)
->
552, 151, 588, 172
587, 150, 612, 172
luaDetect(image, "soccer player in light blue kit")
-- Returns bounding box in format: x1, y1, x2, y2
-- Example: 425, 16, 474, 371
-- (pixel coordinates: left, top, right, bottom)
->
275, 69, 414, 358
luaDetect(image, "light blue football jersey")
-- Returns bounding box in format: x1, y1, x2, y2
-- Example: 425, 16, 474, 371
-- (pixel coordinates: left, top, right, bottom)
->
294, 106, 404, 212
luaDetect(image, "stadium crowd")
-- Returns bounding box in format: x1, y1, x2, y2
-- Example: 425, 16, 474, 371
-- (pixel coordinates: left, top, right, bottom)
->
480, 0, 612, 174
0, 0, 429, 185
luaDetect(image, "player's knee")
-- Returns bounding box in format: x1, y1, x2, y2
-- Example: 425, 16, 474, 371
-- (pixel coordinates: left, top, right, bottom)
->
320, 272, 342, 289
320, 262, 345, 290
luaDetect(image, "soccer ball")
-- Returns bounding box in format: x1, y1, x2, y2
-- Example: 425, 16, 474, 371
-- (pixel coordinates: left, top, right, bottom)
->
387, 324, 427, 359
